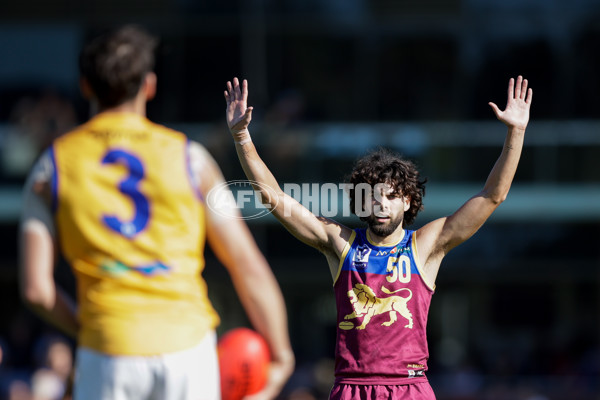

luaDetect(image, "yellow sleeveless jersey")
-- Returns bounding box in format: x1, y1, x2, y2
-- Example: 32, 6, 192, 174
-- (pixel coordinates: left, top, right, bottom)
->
51, 112, 219, 356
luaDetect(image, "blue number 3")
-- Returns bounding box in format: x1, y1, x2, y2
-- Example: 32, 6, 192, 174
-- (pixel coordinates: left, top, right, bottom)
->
101, 149, 150, 238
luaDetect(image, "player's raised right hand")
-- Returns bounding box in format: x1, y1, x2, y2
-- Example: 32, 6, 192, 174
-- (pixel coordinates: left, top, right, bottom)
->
225, 77, 253, 136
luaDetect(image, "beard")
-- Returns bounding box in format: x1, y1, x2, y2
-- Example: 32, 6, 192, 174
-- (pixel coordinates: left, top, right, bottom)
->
366, 214, 403, 237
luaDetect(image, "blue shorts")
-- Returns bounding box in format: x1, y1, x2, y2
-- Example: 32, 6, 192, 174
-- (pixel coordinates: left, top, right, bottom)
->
330, 381, 436, 400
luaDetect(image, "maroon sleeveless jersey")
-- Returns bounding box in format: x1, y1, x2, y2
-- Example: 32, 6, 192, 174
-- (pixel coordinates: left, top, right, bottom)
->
333, 228, 435, 385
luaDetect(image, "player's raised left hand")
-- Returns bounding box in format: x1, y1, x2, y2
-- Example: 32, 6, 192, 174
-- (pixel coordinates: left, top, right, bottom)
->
488, 75, 532, 131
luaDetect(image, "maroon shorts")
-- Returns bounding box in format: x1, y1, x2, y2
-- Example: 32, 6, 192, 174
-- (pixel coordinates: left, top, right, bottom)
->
330, 381, 436, 400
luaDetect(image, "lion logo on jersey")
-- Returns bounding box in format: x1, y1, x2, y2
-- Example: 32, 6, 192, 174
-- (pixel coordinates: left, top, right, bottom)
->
341, 283, 413, 330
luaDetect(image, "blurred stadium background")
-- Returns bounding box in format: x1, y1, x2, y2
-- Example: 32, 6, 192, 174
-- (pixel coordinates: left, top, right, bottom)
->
0, 1, 599, 399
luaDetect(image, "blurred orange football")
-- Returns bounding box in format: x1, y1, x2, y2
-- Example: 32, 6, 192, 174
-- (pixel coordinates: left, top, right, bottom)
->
218, 328, 271, 400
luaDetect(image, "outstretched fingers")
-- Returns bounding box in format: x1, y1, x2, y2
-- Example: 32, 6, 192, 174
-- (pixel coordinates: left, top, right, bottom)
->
225, 77, 254, 132
233, 77, 242, 101
225, 78, 240, 102
225, 80, 234, 104
519, 77, 528, 100
514, 76, 533, 107
507, 75, 533, 105
242, 79, 249, 103
492, 75, 532, 129
225, 77, 249, 106
513, 75, 522, 99
525, 87, 533, 104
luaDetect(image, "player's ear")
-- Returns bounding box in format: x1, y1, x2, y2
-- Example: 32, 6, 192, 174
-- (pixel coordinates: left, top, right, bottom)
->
79, 77, 94, 100
403, 195, 411, 212
144, 72, 157, 101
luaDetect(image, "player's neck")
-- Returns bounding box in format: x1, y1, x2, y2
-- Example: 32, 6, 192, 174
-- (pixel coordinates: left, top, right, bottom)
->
92, 92, 147, 117
366, 227, 405, 247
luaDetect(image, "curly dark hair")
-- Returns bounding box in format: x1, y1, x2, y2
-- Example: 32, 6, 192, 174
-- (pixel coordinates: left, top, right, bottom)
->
79, 25, 158, 107
347, 148, 427, 226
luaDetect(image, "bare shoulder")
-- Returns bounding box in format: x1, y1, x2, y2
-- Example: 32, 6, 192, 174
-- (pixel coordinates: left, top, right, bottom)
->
314, 217, 354, 280
24, 150, 54, 205
188, 140, 214, 167
316, 216, 353, 255
187, 140, 226, 192
21, 149, 56, 236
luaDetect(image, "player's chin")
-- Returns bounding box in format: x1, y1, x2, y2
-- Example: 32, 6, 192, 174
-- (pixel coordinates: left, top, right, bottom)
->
368, 217, 402, 237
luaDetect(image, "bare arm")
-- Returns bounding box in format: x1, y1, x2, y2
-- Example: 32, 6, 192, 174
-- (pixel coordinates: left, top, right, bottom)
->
224, 78, 351, 272
417, 76, 533, 284
19, 152, 79, 337
191, 142, 294, 400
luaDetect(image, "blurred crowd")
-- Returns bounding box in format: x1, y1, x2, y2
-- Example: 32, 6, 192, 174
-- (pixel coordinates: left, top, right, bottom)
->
0, 310, 73, 400
0, 89, 78, 182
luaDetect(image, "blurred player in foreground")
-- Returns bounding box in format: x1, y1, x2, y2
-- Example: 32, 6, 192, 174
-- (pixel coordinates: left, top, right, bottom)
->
225, 76, 532, 399
19, 25, 294, 400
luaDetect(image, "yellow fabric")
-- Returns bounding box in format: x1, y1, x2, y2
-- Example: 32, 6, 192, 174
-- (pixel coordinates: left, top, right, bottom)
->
53, 112, 219, 356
